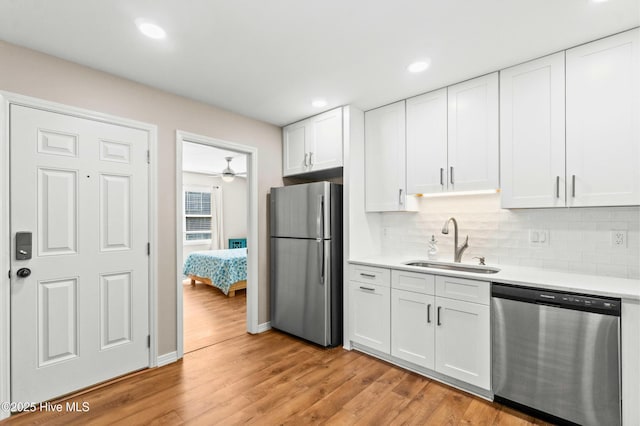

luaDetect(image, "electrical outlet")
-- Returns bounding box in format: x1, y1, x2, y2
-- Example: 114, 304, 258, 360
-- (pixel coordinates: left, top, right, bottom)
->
611, 230, 627, 248
529, 229, 549, 247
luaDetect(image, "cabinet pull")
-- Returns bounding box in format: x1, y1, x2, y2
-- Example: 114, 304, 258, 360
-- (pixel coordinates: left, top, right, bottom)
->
556, 176, 560, 198
398, 188, 403, 205
437, 306, 442, 326
440, 168, 444, 186
359, 286, 375, 291
427, 304, 431, 324
303, 153, 309, 167
450, 166, 454, 185
572, 175, 576, 198
359, 273, 376, 278
309, 152, 314, 166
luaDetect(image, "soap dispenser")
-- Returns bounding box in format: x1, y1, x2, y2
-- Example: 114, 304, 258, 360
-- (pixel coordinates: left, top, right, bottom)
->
427, 235, 438, 260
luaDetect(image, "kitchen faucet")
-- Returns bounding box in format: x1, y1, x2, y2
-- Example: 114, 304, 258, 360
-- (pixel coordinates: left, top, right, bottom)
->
441, 217, 469, 263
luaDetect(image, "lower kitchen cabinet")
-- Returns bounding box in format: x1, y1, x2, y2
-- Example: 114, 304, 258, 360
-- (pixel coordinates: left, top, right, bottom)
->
434, 296, 490, 389
391, 289, 435, 368
348, 281, 390, 354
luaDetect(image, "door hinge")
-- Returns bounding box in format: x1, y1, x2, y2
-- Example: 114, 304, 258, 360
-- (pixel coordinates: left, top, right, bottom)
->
147, 335, 150, 348
147, 242, 150, 255
7, 270, 10, 279
146, 150, 150, 164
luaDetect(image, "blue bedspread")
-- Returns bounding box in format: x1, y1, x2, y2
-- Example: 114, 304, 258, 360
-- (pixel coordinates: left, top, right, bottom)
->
183, 248, 247, 295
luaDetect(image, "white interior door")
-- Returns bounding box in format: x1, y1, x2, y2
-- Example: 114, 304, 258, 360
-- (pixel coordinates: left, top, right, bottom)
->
10, 105, 150, 404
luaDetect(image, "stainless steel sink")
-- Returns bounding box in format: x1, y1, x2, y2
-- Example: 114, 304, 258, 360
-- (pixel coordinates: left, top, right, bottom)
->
404, 261, 500, 274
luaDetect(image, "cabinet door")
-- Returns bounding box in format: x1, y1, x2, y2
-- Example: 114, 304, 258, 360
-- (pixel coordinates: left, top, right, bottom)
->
391, 289, 435, 369
283, 120, 309, 176
434, 297, 490, 390
566, 29, 640, 206
406, 89, 448, 194
500, 52, 566, 208
365, 101, 411, 211
447, 73, 499, 192
309, 107, 343, 171
348, 282, 390, 353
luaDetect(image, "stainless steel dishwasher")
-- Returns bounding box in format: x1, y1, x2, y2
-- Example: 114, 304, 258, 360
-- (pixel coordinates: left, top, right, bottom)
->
492, 283, 621, 426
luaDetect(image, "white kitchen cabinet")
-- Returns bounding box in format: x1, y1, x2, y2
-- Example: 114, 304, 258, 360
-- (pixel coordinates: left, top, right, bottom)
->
500, 52, 566, 208
566, 29, 640, 207
364, 101, 416, 212
391, 289, 435, 369
387, 269, 491, 390
349, 281, 390, 354
447, 73, 500, 192
282, 107, 343, 176
282, 120, 308, 176
406, 88, 448, 194
434, 296, 490, 389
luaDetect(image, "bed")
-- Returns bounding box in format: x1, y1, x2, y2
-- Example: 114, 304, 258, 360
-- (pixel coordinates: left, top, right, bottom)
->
183, 248, 247, 297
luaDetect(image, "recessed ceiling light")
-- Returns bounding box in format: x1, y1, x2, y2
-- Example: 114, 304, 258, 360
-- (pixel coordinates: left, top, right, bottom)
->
312, 99, 328, 108
408, 60, 431, 73
591, 0, 608, 2
136, 19, 166, 39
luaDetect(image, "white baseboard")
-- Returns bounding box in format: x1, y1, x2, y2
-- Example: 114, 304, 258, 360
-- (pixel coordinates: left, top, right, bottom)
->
157, 351, 179, 367
257, 321, 271, 333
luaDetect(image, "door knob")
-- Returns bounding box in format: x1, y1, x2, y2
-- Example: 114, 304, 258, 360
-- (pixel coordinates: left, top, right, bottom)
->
16, 268, 31, 278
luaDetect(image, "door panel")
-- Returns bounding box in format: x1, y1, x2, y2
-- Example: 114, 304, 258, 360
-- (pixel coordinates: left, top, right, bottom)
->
10, 104, 150, 404
38, 278, 78, 367
270, 237, 330, 346
37, 168, 78, 256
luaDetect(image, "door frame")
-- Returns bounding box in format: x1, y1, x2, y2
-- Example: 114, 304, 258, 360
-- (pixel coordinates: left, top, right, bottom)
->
0, 92, 159, 419
175, 130, 259, 359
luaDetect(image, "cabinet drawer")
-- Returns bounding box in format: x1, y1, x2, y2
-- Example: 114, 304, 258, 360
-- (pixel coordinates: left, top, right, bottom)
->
435, 276, 490, 305
392, 269, 435, 294
349, 264, 390, 287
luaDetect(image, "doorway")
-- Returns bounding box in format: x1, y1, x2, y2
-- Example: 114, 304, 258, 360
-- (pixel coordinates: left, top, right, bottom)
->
0, 92, 158, 417
175, 131, 258, 359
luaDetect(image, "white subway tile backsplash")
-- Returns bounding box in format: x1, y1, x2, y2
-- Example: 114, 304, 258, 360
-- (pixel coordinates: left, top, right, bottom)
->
381, 193, 640, 279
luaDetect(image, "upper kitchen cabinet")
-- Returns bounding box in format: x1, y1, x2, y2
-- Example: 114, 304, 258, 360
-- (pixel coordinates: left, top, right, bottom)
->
447, 73, 500, 192
406, 88, 448, 194
500, 52, 566, 208
566, 29, 640, 207
282, 107, 343, 177
365, 101, 417, 212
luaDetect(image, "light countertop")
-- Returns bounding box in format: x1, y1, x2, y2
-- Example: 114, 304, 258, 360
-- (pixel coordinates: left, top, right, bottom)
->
349, 256, 640, 301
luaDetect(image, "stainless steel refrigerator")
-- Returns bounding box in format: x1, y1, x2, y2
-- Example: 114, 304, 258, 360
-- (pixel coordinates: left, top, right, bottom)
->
270, 182, 342, 347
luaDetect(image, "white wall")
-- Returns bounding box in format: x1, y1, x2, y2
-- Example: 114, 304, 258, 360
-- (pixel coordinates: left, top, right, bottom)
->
0, 40, 282, 355
380, 193, 640, 279
182, 172, 247, 263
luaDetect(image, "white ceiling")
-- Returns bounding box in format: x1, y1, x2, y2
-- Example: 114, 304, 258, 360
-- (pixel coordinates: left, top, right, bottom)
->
0, 1, 638, 126
183, 142, 246, 175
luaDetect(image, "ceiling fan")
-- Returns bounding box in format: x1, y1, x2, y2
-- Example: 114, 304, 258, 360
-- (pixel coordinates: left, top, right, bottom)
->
217, 156, 246, 182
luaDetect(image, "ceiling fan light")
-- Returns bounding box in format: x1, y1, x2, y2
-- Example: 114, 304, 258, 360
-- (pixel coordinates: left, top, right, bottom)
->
221, 156, 235, 182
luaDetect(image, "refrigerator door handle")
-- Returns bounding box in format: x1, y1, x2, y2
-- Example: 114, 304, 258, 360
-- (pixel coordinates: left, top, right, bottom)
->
317, 195, 325, 238
317, 239, 324, 285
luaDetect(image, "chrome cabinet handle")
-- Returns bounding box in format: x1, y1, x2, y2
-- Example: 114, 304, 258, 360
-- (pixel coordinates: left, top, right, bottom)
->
427, 304, 431, 324
440, 168, 444, 186
437, 306, 442, 326
399, 188, 403, 205
572, 175, 576, 198
309, 152, 314, 166
359, 273, 376, 278
359, 286, 375, 291
556, 176, 560, 198
304, 153, 309, 167
450, 167, 454, 185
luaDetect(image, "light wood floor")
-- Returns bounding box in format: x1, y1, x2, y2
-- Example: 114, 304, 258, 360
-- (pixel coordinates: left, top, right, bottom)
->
183, 281, 246, 354
3, 327, 552, 425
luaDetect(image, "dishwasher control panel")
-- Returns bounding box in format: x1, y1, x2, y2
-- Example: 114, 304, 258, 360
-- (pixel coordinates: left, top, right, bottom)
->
492, 283, 621, 316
